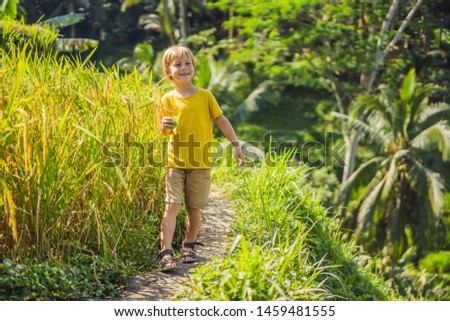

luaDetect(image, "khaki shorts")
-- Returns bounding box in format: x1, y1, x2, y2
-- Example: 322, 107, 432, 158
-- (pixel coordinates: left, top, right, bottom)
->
165, 168, 211, 209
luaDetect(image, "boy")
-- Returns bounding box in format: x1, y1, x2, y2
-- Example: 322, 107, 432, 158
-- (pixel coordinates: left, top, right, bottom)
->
158, 45, 245, 272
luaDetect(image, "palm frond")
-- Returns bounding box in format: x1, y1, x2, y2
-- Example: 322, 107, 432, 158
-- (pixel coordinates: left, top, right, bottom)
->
410, 83, 441, 123
399, 69, 416, 102
357, 174, 387, 234
332, 112, 391, 147
390, 99, 411, 142
427, 171, 445, 217
351, 94, 392, 125
339, 156, 385, 206
208, 62, 247, 93
378, 84, 396, 109
367, 112, 395, 144
410, 120, 450, 161
381, 150, 408, 202
195, 58, 249, 111
121, 0, 141, 11
407, 158, 445, 217
419, 152, 450, 179
157, 0, 176, 43
42, 13, 86, 29
231, 81, 279, 125
133, 43, 154, 63
417, 102, 450, 129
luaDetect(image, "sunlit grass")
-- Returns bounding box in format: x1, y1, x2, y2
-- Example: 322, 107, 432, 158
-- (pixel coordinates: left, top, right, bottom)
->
1, 26, 165, 269
177, 153, 394, 300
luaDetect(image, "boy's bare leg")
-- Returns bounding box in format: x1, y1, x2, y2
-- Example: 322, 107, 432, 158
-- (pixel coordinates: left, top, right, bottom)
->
184, 206, 201, 243
160, 203, 181, 269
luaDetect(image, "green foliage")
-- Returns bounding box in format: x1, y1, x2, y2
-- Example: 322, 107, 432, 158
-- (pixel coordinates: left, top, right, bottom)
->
385, 263, 450, 300
306, 166, 340, 208
210, 0, 378, 88
186, 28, 218, 55
236, 86, 332, 143
0, 0, 19, 20
177, 154, 393, 300
179, 235, 332, 301
231, 81, 281, 125
116, 42, 156, 75
0, 256, 128, 300
0, 20, 59, 53
42, 13, 86, 29
208, 0, 449, 187
419, 251, 450, 274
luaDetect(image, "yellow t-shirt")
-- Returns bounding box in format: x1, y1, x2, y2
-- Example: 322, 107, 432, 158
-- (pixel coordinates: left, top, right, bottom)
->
161, 88, 223, 169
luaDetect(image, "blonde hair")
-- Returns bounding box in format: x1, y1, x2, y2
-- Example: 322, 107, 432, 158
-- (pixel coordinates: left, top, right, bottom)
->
162, 45, 195, 80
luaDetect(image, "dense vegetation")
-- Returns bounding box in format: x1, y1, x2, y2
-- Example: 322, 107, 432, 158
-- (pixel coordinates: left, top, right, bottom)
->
178, 156, 392, 300
1, 0, 450, 300
0, 20, 168, 299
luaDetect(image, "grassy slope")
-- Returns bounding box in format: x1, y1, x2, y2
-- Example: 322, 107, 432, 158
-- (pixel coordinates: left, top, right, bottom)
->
177, 155, 396, 300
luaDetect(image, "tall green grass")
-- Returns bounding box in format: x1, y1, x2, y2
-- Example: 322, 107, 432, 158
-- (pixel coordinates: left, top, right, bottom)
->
177, 152, 394, 300
1, 22, 165, 269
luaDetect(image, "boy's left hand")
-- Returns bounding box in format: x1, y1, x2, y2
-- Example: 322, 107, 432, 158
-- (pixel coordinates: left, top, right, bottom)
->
234, 147, 246, 167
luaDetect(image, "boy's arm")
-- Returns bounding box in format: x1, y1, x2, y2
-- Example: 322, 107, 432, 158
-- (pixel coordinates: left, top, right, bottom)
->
214, 114, 245, 166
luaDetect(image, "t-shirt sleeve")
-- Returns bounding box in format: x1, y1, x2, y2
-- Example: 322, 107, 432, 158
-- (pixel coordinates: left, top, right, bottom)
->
160, 92, 176, 118
160, 94, 169, 116
208, 91, 223, 120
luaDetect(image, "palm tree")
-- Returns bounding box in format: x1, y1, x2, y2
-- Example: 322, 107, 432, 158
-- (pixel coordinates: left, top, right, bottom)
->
338, 69, 450, 261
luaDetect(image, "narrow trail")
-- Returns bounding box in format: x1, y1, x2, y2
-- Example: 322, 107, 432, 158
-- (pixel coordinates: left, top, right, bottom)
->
121, 188, 235, 301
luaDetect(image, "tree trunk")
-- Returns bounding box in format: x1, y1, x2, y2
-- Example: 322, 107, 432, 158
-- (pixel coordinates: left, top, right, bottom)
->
366, 0, 423, 92
342, 134, 359, 184
179, 0, 187, 46
69, 0, 76, 38
228, 7, 234, 42
342, 0, 424, 183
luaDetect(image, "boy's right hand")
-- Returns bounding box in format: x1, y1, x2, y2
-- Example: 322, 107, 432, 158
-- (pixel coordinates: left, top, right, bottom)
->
161, 117, 177, 130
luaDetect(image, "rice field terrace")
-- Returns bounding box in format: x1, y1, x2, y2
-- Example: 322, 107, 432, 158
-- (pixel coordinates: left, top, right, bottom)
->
1, 21, 168, 299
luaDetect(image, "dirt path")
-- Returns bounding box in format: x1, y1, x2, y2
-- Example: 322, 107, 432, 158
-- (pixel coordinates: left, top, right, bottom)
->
121, 188, 235, 301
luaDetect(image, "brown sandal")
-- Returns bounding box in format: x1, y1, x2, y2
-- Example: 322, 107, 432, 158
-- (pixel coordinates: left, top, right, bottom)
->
158, 249, 177, 272
180, 242, 204, 263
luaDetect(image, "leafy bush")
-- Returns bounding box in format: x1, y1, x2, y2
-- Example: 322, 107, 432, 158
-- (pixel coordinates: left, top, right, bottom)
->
419, 252, 450, 274
0, 20, 58, 53
0, 256, 128, 300
388, 263, 450, 300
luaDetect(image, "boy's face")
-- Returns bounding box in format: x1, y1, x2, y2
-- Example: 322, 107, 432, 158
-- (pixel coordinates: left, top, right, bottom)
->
167, 54, 195, 84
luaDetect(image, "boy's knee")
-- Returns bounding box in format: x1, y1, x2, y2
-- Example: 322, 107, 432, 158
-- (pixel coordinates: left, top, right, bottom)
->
186, 205, 201, 213
164, 202, 182, 213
